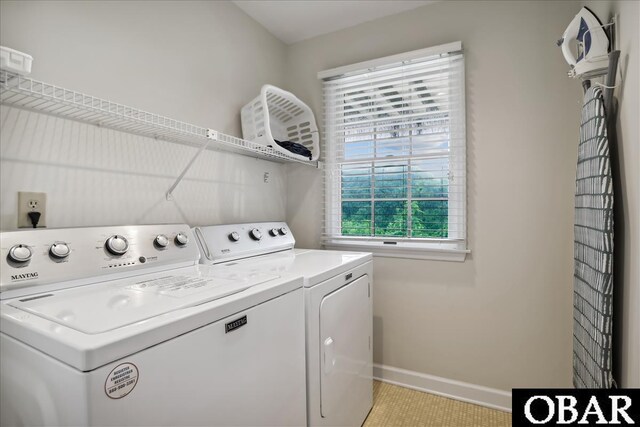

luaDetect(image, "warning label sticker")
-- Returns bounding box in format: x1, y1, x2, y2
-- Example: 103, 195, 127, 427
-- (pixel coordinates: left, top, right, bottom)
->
105, 363, 139, 399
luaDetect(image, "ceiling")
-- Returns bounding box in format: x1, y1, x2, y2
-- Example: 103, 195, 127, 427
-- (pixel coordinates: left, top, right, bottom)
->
233, 1, 437, 45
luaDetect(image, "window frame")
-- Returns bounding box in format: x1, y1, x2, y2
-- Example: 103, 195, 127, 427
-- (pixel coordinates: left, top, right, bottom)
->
319, 42, 469, 262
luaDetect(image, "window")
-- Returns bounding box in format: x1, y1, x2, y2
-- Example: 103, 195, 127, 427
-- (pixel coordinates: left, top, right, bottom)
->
319, 42, 468, 261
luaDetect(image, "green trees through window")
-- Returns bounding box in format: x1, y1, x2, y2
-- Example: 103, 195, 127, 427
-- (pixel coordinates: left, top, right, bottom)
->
341, 160, 449, 238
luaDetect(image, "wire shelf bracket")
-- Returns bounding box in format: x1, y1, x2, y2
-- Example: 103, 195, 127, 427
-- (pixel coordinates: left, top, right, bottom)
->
166, 128, 217, 201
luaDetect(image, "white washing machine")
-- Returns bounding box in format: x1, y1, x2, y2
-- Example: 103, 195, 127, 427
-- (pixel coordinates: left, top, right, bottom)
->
193, 222, 373, 427
0, 224, 306, 427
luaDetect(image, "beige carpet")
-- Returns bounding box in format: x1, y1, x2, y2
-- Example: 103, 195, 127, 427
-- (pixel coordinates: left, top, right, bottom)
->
363, 381, 512, 427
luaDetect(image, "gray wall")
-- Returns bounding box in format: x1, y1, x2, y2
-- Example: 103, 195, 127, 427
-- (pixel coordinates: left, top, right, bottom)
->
584, 0, 639, 389
284, 0, 584, 391
0, 0, 288, 230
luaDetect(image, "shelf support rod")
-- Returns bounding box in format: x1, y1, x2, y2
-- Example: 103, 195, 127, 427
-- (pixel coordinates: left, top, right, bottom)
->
166, 129, 217, 201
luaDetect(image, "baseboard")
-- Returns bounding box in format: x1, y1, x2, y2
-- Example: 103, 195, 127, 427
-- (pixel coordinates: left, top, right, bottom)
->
373, 364, 512, 413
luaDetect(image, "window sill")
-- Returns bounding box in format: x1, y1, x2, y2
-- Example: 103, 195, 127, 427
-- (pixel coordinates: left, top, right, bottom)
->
322, 240, 470, 262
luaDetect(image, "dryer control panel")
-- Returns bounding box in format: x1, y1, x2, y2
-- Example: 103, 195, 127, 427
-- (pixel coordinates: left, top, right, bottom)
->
0, 224, 198, 299
194, 222, 295, 264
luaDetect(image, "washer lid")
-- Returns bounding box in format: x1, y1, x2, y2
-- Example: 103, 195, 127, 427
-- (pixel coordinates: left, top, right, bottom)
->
9, 271, 276, 334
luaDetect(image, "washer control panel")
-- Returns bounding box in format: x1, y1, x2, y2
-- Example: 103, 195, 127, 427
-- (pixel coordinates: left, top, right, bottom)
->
193, 222, 295, 264
0, 224, 198, 298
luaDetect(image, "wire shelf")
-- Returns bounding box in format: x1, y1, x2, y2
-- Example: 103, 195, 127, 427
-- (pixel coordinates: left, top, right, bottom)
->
0, 70, 318, 166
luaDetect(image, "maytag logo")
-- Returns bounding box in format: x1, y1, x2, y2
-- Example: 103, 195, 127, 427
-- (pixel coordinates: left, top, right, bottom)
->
10, 272, 39, 281
225, 315, 247, 333
514, 388, 639, 425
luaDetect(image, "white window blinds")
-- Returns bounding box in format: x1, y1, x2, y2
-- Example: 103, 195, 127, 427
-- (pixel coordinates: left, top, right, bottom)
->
320, 42, 467, 254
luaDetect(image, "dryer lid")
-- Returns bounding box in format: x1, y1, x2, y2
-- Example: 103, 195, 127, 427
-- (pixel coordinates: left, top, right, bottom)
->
220, 249, 372, 287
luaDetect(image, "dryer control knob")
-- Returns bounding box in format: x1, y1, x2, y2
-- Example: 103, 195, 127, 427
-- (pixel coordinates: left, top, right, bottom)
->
106, 235, 129, 256
49, 242, 70, 259
175, 232, 189, 246
154, 234, 169, 248
249, 228, 262, 241
269, 228, 279, 237
228, 232, 240, 242
278, 227, 288, 235
8, 244, 32, 263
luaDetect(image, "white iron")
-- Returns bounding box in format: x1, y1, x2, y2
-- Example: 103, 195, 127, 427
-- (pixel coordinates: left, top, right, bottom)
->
558, 7, 610, 78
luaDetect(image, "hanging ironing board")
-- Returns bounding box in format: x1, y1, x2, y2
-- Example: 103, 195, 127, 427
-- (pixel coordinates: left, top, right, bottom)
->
573, 86, 614, 388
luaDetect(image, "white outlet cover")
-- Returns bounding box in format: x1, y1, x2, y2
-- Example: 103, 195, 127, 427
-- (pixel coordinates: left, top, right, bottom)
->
18, 191, 47, 228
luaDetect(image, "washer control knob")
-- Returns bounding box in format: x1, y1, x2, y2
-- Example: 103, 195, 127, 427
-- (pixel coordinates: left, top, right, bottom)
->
175, 232, 189, 246
8, 245, 32, 263
249, 228, 262, 241
154, 234, 169, 248
228, 232, 240, 242
269, 228, 279, 237
278, 227, 288, 236
106, 235, 129, 256
49, 242, 70, 259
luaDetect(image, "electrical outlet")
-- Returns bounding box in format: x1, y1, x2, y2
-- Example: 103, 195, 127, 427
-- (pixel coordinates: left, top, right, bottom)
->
18, 191, 47, 228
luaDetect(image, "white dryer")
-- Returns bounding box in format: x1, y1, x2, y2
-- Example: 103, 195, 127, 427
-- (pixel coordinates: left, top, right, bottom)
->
193, 222, 373, 427
0, 224, 306, 427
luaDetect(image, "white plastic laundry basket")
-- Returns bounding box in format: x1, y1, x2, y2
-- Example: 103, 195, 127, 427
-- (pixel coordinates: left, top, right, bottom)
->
241, 85, 319, 162
0, 46, 32, 75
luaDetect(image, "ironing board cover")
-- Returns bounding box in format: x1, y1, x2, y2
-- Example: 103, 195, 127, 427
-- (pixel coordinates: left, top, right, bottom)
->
573, 86, 614, 388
